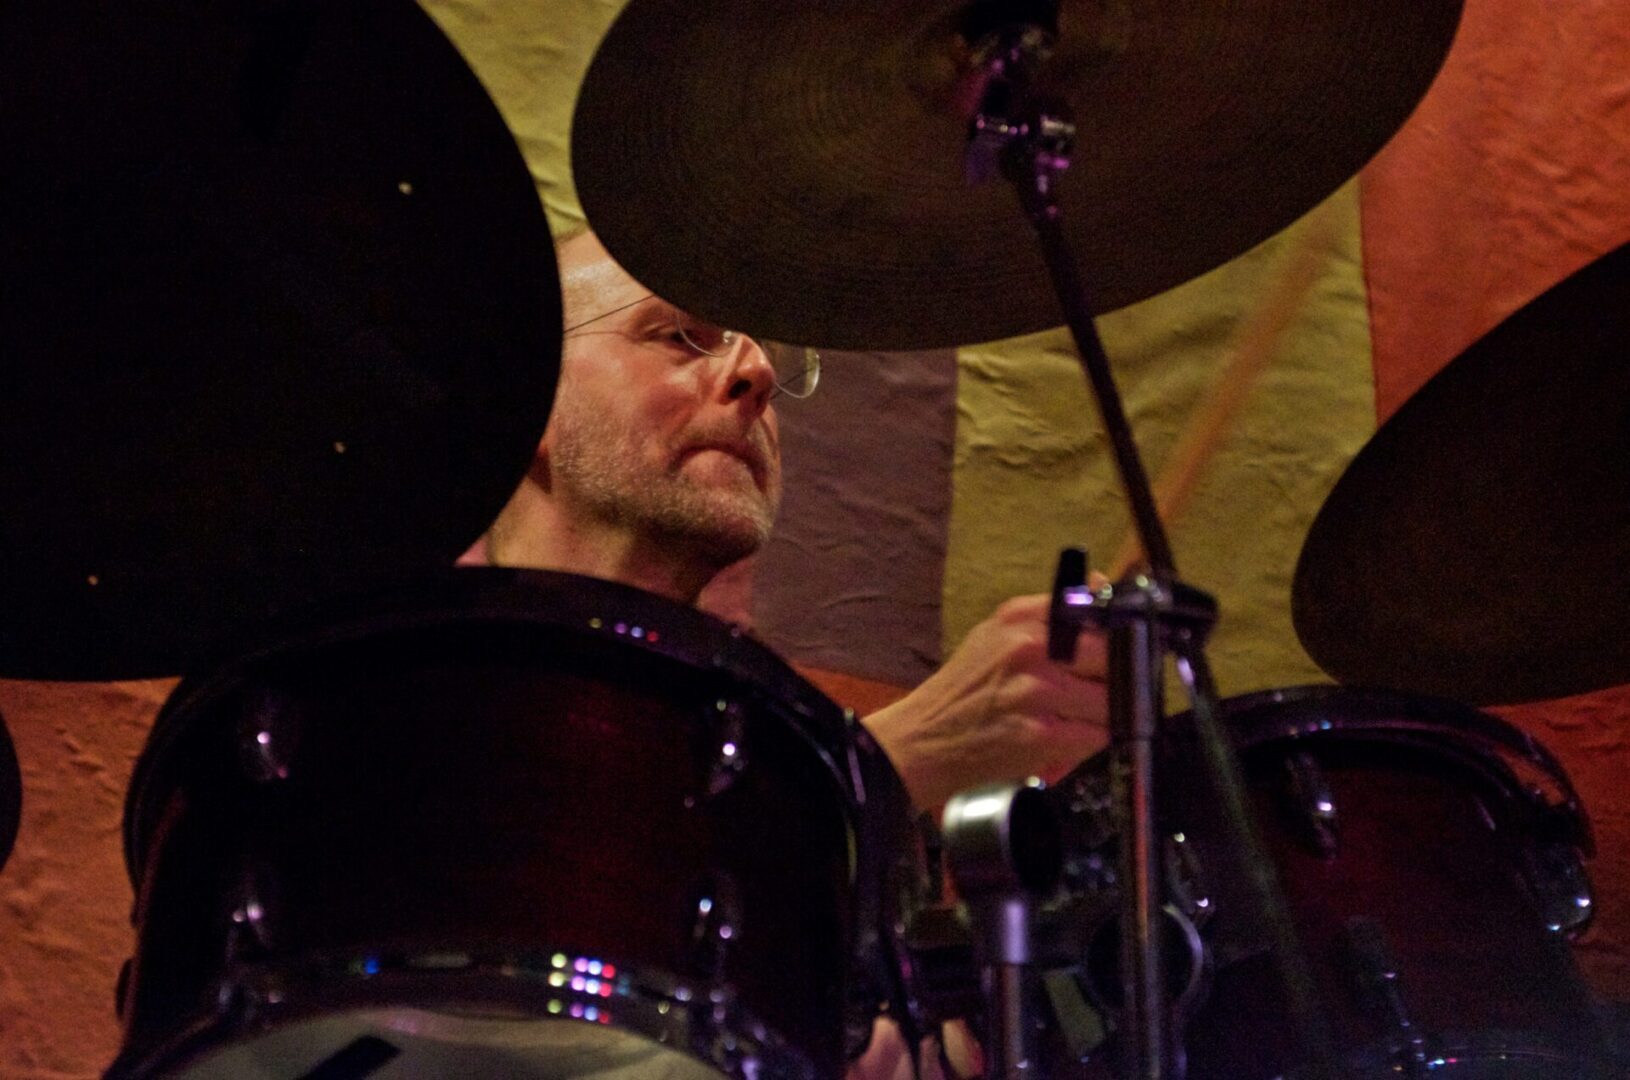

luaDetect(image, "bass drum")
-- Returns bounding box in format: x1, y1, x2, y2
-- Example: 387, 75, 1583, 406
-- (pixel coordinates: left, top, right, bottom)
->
1052, 685, 1610, 1078
110, 569, 909, 1079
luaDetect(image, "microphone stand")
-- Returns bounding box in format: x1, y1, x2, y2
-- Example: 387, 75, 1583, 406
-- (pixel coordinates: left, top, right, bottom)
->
962, 19, 1338, 1080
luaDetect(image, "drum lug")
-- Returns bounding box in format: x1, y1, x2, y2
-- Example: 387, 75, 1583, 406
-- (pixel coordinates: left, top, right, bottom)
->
236, 689, 297, 783
1280, 751, 1339, 859
687, 873, 743, 980
228, 895, 274, 958
1165, 831, 1212, 927
1054, 768, 1117, 893
227, 865, 279, 959
841, 708, 871, 806
1341, 916, 1430, 1077
706, 699, 749, 796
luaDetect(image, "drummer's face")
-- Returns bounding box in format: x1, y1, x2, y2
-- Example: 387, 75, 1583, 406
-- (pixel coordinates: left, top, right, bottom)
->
543, 230, 782, 565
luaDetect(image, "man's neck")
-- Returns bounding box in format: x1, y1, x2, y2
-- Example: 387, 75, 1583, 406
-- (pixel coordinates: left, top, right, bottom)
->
483, 476, 714, 604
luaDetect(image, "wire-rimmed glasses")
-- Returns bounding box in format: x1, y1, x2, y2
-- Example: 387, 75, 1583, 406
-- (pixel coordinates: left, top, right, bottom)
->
564, 294, 820, 399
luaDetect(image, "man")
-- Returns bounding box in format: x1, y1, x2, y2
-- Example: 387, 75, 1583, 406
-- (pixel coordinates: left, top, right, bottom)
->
483, 227, 1110, 812
475, 227, 1107, 1077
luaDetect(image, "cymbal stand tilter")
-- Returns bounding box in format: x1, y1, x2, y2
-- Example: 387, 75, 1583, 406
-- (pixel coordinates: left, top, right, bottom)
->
956, 11, 1339, 1079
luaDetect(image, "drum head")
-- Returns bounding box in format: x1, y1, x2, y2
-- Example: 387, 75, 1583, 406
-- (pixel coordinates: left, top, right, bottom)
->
157, 1010, 726, 1079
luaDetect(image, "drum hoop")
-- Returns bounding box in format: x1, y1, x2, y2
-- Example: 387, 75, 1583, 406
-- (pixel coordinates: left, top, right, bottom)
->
1189, 684, 1592, 852
1342, 1025, 1604, 1074
106, 950, 822, 1080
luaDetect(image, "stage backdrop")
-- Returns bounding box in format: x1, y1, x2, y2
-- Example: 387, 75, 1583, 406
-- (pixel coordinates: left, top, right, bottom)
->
1, 0, 1626, 1074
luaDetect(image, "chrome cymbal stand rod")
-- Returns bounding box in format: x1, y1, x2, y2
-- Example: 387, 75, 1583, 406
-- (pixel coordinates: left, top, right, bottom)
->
1113, 599, 1172, 1079
986, 66, 1178, 1075
962, 16, 1337, 1080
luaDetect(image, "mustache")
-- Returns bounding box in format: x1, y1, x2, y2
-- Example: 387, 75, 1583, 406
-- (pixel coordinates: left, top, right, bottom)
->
681, 422, 778, 478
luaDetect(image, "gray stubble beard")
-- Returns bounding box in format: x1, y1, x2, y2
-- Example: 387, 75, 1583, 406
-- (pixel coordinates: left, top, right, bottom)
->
549, 398, 780, 573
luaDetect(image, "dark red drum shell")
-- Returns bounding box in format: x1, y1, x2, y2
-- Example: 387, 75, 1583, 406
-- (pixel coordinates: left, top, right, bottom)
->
126, 568, 863, 874
118, 569, 900, 1078
1164, 686, 1605, 1077
1207, 684, 1588, 831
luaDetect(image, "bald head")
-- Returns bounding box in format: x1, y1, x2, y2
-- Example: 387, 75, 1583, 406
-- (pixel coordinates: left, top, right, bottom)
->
558, 230, 647, 327
485, 227, 782, 601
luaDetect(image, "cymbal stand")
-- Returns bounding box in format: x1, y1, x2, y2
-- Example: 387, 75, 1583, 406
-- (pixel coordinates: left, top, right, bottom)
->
961, 15, 1337, 1080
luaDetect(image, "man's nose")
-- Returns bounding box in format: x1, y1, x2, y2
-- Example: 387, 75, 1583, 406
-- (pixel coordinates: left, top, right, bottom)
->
723, 335, 776, 404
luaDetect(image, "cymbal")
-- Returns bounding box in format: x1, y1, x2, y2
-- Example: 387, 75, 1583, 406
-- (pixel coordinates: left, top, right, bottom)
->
1293, 241, 1630, 705
0, 710, 17, 872
573, 0, 1462, 351
0, 0, 560, 679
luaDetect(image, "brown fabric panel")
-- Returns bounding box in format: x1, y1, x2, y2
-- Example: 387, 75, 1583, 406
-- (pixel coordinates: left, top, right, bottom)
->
752, 349, 958, 688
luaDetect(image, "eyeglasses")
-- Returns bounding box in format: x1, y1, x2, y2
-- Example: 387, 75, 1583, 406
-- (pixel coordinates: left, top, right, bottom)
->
564, 294, 821, 400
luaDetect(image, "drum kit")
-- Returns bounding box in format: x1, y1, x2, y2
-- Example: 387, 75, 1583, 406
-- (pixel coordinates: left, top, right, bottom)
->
0, 0, 1624, 1076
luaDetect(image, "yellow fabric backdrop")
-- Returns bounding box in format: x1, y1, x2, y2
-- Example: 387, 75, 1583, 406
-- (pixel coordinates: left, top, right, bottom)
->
424, 0, 1375, 695
945, 187, 1373, 695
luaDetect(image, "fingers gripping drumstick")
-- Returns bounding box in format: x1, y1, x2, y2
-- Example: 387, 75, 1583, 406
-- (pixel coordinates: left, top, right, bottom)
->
1109, 205, 1338, 580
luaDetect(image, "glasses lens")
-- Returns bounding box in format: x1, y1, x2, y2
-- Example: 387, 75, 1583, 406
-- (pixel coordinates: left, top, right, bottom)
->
767, 344, 821, 399
667, 317, 820, 400
674, 316, 735, 357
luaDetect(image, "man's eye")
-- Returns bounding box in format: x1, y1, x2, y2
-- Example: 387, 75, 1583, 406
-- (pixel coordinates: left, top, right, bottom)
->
646, 326, 697, 352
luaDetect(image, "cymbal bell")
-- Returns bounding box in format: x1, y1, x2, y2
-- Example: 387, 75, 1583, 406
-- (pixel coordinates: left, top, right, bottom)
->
0, 0, 560, 679
573, 0, 1462, 351
1293, 241, 1630, 705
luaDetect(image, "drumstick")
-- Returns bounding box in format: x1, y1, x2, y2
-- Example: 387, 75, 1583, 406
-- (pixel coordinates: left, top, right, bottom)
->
1108, 205, 1337, 580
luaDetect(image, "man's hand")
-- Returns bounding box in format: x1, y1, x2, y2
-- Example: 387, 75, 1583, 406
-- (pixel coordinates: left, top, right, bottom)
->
846, 1018, 982, 1080
860, 588, 1109, 812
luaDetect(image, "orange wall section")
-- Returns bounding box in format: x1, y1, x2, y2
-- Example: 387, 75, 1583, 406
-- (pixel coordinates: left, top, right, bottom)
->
1359, 0, 1630, 420
1358, 0, 1630, 995
0, 680, 168, 1078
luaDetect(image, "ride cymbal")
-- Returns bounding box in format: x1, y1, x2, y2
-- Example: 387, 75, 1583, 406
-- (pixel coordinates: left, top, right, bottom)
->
573, 0, 1462, 351
0, 0, 560, 679
1293, 241, 1630, 705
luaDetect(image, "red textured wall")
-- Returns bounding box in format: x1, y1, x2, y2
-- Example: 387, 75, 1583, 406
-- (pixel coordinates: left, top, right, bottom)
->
1358, 0, 1630, 992
0, 680, 166, 1076
1493, 688, 1630, 990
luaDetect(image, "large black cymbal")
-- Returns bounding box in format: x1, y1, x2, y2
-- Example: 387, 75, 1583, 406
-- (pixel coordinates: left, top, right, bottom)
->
1294, 242, 1630, 705
0, 0, 560, 679
573, 0, 1462, 351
